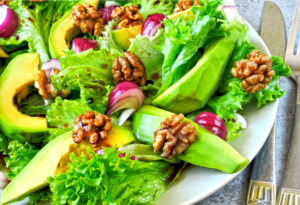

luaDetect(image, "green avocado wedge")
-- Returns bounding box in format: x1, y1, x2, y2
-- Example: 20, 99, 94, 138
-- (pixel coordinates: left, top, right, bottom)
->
1, 125, 135, 205
132, 106, 250, 174
152, 21, 246, 113
0, 53, 47, 143
49, 0, 100, 58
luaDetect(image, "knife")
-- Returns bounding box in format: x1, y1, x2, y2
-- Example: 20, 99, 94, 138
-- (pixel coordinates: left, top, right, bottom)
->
247, 1, 286, 205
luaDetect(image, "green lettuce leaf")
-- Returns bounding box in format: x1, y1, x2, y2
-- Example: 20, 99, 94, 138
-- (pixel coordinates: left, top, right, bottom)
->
19, 105, 48, 116
42, 128, 67, 146
154, 17, 193, 84
0, 0, 49, 63
140, 84, 160, 105
28, 188, 52, 205
208, 80, 251, 120
48, 147, 185, 205
0, 132, 10, 155
5, 141, 39, 181
225, 121, 242, 142
271, 55, 292, 77
126, 0, 174, 19
47, 97, 92, 131
128, 31, 164, 87
255, 75, 284, 108
80, 85, 113, 114
155, 1, 225, 96
97, 19, 122, 52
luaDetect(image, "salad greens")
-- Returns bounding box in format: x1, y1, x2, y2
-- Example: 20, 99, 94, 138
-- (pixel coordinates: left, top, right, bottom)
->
48, 147, 185, 205
0, 0, 292, 204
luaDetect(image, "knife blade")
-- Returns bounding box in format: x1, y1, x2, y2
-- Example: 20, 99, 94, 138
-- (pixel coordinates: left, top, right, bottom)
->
247, 1, 286, 205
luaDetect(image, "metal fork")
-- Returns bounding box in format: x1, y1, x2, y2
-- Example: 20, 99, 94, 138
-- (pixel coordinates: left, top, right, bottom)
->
277, 1, 300, 204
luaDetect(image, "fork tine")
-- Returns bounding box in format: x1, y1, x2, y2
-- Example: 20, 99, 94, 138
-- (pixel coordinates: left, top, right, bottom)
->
286, 0, 300, 57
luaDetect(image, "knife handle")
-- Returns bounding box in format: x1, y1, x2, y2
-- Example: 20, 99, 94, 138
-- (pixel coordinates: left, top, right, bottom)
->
247, 126, 276, 205
277, 77, 300, 205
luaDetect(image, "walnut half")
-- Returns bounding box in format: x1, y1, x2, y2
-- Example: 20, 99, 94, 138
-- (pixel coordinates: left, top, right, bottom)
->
173, 0, 202, 13
231, 50, 275, 94
72, 111, 112, 148
35, 69, 70, 100
71, 3, 103, 36
111, 5, 143, 29
112, 51, 147, 86
153, 114, 196, 159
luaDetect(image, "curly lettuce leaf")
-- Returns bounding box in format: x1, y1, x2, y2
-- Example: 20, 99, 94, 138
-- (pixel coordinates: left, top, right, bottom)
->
0, 0, 49, 63
126, 0, 174, 19
140, 84, 160, 105
128, 31, 164, 87
59, 48, 121, 71
5, 141, 39, 181
271, 55, 292, 77
46, 97, 92, 131
97, 19, 122, 52
19, 105, 48, 116
208, 80, 251, 120
48, 147, 185, 205
28, 188, 52, 205
0, 132, 10, 155
80, 85, 113, 114
255, 75, 284, 108
225, 121, 242, 142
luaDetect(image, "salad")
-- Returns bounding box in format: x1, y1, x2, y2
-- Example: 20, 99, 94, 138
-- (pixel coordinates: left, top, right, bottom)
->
0, 0, 291, 204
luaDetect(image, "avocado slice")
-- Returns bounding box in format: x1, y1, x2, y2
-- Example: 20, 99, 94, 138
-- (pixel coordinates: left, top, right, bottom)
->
111, 9, 195, 50
1, 125, 135, 205
49, 0, 100, 58
152, 21, 245, 113
0, 53, 47, 143
132, 105, 249, 174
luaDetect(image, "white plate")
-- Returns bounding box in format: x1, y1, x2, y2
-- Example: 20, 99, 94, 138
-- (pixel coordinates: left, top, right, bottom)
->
0, 2, 277, 205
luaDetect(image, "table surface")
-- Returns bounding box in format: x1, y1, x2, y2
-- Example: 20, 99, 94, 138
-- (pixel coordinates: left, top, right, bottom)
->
197, 0, 298, 204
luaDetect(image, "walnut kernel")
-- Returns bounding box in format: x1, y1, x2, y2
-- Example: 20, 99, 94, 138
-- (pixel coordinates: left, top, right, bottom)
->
112, 51, 147, 86
72, 111, 112, 147
111, 5, 143, 29
35, 69, 70, 100
71, 3, 103, 36
173, 0, 202, 13
231, 50, 275, 94
153, 114, 196, 159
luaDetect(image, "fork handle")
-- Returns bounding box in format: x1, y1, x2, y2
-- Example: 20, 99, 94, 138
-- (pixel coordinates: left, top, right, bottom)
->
277, 77, 300, 205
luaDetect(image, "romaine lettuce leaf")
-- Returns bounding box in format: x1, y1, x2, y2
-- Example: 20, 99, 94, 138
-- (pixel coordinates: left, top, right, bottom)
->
0, 0, 49, 63
128, 31, 164, 87
154, 17, 193, 84
5, 141, 39, 181
208, 80, 251, 120
126, 0, 174, 20
155, 1, 225, 96
48, 147, 185, 205
47, 97, 92, 131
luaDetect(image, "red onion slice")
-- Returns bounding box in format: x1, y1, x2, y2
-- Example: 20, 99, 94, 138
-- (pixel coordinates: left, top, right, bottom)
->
106, 82, 145, 115
0, 5, 18, 38
194, 112, 227, 141
142, 13, 165, 37
0, 172, 9, 189
223, 5, 238, 23
41, 58, 62, 81
72, 38, 97, 53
